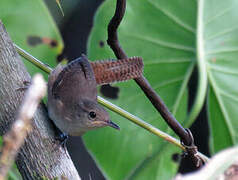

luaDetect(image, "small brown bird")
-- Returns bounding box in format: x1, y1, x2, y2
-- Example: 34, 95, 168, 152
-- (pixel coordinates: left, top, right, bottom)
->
47, 55, 120, 136
47, 55, 143, 136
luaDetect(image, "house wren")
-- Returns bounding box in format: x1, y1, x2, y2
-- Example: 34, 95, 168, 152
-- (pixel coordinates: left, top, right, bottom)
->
47, 55, 143, 136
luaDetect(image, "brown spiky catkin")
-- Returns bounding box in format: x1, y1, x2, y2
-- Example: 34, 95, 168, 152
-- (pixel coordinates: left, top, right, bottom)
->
91, 57, 144, 85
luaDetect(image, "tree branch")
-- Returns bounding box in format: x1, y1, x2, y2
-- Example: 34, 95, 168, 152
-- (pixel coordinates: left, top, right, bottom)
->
0, 74, 46, 180
0, 20, 80, 179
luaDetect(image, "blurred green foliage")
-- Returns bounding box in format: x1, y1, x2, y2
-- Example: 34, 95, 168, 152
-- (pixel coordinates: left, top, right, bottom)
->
0, 0, 63, 80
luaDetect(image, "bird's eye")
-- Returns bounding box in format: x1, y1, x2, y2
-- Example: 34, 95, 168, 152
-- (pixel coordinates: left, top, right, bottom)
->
89, 111, 96, 119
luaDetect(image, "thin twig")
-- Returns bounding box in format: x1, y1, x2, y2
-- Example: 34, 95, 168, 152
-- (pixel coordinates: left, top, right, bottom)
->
15, 44, 52, 74
107, 0, 204, 167
107, 0, 191, 145
0, 74, 46, 180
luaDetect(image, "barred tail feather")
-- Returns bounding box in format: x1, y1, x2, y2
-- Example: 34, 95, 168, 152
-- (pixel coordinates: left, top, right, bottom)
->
91, 57, 144, 85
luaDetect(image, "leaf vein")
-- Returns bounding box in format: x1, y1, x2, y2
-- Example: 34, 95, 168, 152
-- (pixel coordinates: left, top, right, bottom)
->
204, 6, 234, 26
207, 48, 238, 55
209, 65, 238, 75
145, 59, 191, 65
147, 0, 196, 34
126, 77, 184, 103
123, 33, 195, 53
208, 72, 236, 143
206, 26, 238, 41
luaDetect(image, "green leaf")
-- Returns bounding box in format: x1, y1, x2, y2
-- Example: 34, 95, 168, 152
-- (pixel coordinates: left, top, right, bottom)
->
125, 144, 179, 180
208, 87, 233, 154
202, 0, 238, 153
0, 0, 63, 78
85, 0, 196, 179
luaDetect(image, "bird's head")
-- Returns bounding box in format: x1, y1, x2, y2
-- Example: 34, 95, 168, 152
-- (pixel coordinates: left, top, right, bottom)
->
66, 98, 120, 135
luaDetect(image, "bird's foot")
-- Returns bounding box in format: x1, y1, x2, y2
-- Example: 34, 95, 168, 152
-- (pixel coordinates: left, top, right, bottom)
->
55, 132, 69, 149
53, 127, 70, 158
16, 80, 31, 91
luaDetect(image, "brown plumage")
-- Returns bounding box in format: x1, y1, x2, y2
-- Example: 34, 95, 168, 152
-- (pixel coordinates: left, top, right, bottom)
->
47, 55, 144, 136
48, 55, 119, 136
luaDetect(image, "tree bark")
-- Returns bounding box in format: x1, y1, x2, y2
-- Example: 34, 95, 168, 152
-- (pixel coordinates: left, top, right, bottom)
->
0, 20, 80, 179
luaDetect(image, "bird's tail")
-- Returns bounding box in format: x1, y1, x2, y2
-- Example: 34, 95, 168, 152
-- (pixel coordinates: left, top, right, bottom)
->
91, 57, 144, 85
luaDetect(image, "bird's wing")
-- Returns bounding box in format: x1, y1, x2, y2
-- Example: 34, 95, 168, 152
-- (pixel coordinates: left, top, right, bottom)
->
51, 55, 97, 101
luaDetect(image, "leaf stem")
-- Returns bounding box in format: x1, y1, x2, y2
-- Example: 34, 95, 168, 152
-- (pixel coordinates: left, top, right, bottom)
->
185, 0, 208, 127
15, 44, 210, 162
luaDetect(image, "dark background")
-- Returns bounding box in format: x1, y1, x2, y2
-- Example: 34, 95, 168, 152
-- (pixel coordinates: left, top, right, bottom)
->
45, 0, 210, 179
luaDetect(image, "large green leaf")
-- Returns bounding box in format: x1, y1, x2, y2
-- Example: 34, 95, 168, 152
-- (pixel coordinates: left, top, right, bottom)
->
0, 0, 63, 77
85, 0, 196, 179
202, 0, 238, 153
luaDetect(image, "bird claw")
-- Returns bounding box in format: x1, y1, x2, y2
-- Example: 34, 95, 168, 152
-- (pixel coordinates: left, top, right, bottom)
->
55, 132, 69, 148
16, 80, 31, 91
54, 130, 70, 158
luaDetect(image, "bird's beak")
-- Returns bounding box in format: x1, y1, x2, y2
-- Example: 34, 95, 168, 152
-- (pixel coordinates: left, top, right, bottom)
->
107, 121, 120, 130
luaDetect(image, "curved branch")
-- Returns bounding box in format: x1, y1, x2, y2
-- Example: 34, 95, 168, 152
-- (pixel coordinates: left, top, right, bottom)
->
107, 0, 127, 59
106, 0, 204, 167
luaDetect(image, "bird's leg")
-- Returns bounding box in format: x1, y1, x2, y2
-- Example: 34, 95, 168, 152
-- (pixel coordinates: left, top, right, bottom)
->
16, 80, 31, 91
49, 115, 69, 148
51, 119, 69, 156
54, 128, 69, 148
50, 126, 70, 159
